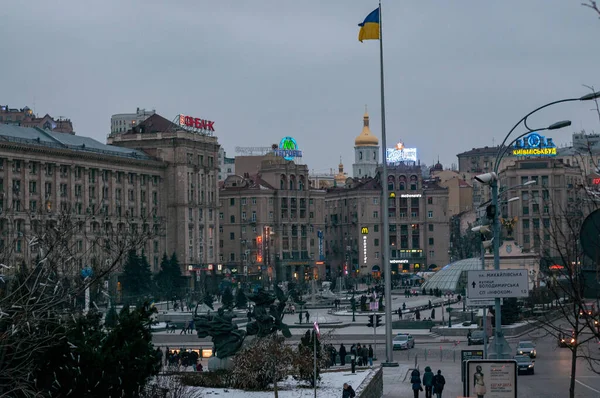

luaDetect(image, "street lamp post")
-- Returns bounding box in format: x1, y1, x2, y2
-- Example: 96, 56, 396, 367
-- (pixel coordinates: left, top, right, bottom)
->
476, 90, 600, 359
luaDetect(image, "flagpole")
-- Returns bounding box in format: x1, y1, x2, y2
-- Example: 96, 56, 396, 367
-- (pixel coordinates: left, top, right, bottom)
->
378, 0, 397, 367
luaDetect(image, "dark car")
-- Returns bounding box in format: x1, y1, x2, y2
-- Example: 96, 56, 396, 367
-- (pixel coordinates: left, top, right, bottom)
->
468, 330, 485, 346
515, 355, 535, 375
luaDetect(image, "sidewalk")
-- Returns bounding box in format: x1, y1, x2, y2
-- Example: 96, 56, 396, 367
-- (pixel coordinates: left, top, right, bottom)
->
382, 360, 463, 397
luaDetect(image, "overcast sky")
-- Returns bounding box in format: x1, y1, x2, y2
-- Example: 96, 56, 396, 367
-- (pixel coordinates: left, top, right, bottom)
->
1, 1, 599, 174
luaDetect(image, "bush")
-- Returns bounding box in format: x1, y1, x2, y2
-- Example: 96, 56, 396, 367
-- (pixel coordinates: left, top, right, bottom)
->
231, 336, 293, 390
292, 331, 327, 387
179, 370, 233, 389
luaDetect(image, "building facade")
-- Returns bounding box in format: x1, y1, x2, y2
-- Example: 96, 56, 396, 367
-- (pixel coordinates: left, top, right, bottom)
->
0, 124, 167, 284
219, 155, 326, 285
218, 147, 235, 181
324, 164, 451, 282
108, 114, 221, 282
110, 108, 156, 135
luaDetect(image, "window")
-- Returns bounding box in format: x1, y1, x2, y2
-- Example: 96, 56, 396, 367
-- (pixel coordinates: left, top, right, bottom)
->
375, 252, 380, 259
219, 212, 224, 219
374, 239, 379, 247
521, 176, 529, 185
373, 198, 378, 205
541, 176, 549, 187
241, 198, 247, 205
251, 211, 256, 221
428, 237, 434, 245
428, 224, 434, 232
522, 206, 529, 215
359, 151, 363, 160
373, 211, 379, 219
427, 211, 433, 218
230, 232, 235, 240
374, 224, 379, 232
252, 197, 257, 204
242, 212, 247, 220
543, 218, 550, 228
427, 197, 433, 204
230, 198, 235, 206
523, 219, 530, 229
429, 250, 435, 258
230, 215, 235, 223
533, 218, 540, 229
229, 253, 235, 261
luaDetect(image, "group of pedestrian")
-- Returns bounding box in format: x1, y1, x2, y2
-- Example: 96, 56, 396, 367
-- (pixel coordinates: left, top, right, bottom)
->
349, 343, 373, 367
180, 319, 195, 335
164, 347, 203, 372
332, 299, 342, 310
299, 311, 310, 324
410, 367, 446, 398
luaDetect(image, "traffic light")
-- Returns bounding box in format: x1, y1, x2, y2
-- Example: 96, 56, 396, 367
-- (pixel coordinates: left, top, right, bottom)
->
367, 315, 374, 328
376, 315, 382, 327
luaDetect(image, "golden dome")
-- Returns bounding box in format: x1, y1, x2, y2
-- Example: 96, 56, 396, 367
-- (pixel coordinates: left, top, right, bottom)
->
354, 109, 379, 147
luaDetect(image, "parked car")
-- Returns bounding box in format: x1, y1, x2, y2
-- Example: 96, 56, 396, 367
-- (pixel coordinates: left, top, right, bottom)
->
514, 355, 535, 375
516, 341, 537, 358
468, 330, 485, 346
393, 334, 415, 350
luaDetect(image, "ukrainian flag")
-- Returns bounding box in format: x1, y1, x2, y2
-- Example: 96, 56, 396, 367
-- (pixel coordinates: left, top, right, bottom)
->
358, 7, 380, 42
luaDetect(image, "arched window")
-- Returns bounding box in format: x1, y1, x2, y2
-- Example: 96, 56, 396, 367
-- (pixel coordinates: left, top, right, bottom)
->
280, 174, 287, 190
373, 151, 376, 160
298, 176, 305, 191
289, 175, 296, 190
359, 151, 363, 160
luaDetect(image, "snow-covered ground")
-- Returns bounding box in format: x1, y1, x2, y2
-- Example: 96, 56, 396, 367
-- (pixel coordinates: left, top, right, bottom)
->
185, 369, 373, 398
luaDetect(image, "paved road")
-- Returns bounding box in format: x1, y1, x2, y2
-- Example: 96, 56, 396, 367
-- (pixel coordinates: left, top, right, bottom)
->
380, 329, 600, 398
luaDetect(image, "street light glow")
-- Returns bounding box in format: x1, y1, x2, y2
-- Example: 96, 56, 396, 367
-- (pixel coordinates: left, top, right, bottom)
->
524, 180, 537, 186
507, 196, 520, 203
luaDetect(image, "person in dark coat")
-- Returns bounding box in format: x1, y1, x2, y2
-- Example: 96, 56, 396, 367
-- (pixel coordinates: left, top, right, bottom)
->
305, 311, 310, 323
411, 369, 422, 398
339, 344, 347, 366
432, 370, 446, 398
361, 346, 368, 367
342, 383, 356, 398
330, 345, 337, 366
368, 344, 374, 366
423, 366, 434, 398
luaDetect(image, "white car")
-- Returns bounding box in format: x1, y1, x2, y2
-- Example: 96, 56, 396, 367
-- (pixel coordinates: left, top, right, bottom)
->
393, 334, 415, 350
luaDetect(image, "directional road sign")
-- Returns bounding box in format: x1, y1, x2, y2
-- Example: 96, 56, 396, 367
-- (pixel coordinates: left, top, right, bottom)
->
467, 270, 529, 299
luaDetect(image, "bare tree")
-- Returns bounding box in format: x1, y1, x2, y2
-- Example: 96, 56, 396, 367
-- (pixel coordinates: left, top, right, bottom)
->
0, 205, 161, 397
583, 0, 600, 18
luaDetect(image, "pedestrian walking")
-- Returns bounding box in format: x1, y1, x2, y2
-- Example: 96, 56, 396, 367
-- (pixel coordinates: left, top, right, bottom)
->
342, 383, 356, 398
361, 345, 368, 367
411, 368, 423, 398
165, 346, 170, 366
423, 366, 434, 398
305, 311, 310, 323
398, 308, 403, 320
339, 344, 347, 366
368, 344, 374, 366
298, 312, 302, 324
432, 370, 446, 398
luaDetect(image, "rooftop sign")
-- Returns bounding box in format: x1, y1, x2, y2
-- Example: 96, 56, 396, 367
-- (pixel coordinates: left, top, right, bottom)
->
387, 142, 418, 163
273, 136, 302, 160
178, 114, 215, 133
512, 133, 556, 156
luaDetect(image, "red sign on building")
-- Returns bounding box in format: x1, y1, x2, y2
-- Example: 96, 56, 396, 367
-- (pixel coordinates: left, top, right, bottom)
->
178, 114, 215, 132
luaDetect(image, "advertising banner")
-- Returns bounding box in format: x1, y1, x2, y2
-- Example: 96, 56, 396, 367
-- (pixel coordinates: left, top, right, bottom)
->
465, 360, 517, 398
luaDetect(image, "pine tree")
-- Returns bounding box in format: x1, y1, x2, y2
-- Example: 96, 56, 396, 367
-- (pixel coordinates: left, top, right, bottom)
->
121, 250, 152, 303
202, 291, 214, 310
235, 288, 248, 309
155, 252, 182, 308
222, 287, 234, 310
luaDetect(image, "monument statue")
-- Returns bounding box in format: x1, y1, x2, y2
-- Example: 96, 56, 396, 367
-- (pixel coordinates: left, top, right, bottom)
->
195, 307, 246, 358
246, 287, 292, 338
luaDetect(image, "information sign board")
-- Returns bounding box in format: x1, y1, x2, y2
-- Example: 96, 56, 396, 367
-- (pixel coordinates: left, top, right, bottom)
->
467, 270, 529, 299
465, 360, 517, 398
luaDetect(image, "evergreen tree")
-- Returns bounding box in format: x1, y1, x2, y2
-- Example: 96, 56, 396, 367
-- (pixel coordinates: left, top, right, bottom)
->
34, 304, 160, 397
235, 288, 248, 309
222, 287, 234, 310
155, 252, 182, 306
121, 250, 152, 303
202, 291, 215, 310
